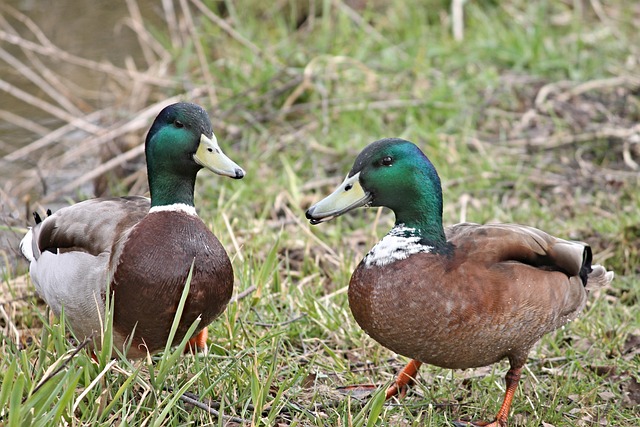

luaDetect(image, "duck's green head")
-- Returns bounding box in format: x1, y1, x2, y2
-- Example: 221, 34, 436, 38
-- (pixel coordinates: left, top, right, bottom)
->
145, 102, 245, 207
306, 138, 446, 243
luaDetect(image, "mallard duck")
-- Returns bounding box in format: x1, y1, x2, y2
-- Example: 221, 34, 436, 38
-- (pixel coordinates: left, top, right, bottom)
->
20, 102, 245, 359
306, 138, 613, 426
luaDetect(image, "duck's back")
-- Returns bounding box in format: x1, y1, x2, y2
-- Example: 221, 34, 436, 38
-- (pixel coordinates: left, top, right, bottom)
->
349, 223, 601, 370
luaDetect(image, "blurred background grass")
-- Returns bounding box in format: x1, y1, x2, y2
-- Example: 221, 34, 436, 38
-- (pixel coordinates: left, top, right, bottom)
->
0, 0, 638, 425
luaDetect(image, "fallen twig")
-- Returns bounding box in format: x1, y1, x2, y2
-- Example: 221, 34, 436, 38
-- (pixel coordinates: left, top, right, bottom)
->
502, 124, 640, 150
251, 312, 307, 328
26, 336, 93, 402
178, 391, 250, 424
230, 285, 258, 303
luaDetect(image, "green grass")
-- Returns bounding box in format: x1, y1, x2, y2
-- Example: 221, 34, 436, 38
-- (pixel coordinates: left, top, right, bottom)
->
1, 0, 639, 426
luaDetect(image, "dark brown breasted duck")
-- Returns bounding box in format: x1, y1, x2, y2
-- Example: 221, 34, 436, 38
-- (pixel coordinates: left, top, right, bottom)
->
20, 102, 245, 359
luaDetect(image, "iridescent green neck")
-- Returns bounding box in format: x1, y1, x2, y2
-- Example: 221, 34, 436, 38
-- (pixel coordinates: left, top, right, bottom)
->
147, 166, 198, 207
392, 178, 447, 246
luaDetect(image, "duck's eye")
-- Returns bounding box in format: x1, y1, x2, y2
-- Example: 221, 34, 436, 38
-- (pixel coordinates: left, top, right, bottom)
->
381, 156, 393, 166
174, 120, 184, 128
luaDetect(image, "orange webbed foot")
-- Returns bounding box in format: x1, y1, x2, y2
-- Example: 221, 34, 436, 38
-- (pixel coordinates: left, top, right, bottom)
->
385, 359, 422, 400
335, 359, 423, 399
185, 328, 208, 354
453, 366, 521, 427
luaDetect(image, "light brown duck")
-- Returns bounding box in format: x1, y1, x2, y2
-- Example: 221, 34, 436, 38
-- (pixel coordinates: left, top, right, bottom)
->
306, 138, 613, 426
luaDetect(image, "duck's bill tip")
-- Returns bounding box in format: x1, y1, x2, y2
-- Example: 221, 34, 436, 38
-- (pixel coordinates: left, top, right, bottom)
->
306, 213, 336, 225
305, 173, 369, 225
231, 168, 245, 179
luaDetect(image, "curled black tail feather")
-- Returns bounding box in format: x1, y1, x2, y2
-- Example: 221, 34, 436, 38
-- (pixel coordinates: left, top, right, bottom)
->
33, 209, 52, 225
578, 246, 593, 287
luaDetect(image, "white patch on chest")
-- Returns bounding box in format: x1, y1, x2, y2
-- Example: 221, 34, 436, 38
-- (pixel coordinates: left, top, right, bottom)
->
149, 203, 197, 216
363, 225, 433, 267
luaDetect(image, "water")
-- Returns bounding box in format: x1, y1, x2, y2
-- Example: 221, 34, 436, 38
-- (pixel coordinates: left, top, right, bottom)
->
1, 0, 160, 154
1, 0, 160, 270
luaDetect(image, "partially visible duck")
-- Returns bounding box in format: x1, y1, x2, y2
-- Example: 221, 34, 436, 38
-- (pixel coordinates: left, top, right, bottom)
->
20, 102, 245, 358
306, 138, 613, 426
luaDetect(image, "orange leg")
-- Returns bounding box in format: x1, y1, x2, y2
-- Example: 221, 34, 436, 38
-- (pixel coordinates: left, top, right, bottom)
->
385, 359, 423, 400
185, 328, 208, 354
454, 367, 522, 427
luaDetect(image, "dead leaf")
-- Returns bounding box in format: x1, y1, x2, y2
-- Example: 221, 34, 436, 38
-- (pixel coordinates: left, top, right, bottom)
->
302, 372, 317, 389
622, 333, 640, 355
589, 365, 617, 377
567, 394, 581, 403
622, 376, 640, 408
597, 390, 616, 401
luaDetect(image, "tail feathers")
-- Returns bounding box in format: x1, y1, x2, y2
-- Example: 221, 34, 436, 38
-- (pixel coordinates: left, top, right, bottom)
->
21, 209, 52, 263
586, 264, 614, 291
20, 228, 35, 262
33, 209, 51, 224
577, 245, 593, 286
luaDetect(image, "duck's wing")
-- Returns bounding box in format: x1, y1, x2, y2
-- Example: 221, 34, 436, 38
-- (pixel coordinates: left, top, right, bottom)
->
25, 196, 150, 260
442, 222, 613, 366
445, 222, 613, 287
20, 196, 150, 339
